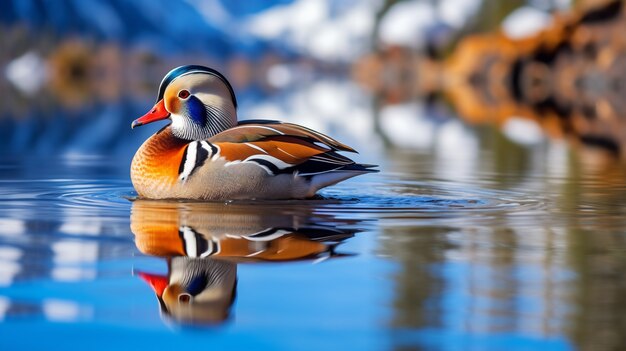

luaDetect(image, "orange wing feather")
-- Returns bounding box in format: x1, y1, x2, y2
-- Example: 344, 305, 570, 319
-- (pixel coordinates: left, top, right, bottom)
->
215, 136, 328, 165
209, 121, 356, 153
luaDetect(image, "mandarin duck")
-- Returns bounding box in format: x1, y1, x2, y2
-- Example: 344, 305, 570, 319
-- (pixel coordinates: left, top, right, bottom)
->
131, 65, 377, 200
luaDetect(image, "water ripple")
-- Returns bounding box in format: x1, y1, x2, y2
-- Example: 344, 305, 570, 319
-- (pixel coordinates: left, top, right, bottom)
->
315, 180, 546, 218
0, 178, 546, 222
0, 179, 134, 219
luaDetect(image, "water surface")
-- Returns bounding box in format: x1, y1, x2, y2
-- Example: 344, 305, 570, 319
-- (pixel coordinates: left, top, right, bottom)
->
1, 138, 625, 351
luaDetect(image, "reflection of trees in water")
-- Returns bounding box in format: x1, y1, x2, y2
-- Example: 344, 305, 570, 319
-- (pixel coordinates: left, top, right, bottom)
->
377, 143, 626, 350
567, 226, 626, 351
558, 162, 626, 350
379, 223, 573, 347
356, 0, 626, 161
379, 226, 448, 331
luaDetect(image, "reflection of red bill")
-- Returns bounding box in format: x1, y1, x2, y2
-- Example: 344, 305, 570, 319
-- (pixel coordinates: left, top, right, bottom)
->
137, 271, 168, 297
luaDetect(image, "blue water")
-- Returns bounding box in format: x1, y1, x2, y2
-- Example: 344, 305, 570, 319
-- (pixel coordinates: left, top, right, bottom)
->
1, 150, 605, 351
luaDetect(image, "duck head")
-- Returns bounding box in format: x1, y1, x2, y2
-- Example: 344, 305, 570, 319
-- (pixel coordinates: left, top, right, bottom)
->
131, 65, 238, 140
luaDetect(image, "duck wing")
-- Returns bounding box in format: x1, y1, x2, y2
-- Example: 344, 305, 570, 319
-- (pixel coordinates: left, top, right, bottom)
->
208, 120, 356, 153
199, 121, 376, 178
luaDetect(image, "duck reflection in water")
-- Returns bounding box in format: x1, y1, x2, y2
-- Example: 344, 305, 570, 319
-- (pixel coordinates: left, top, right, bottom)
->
130, 199, 360, 325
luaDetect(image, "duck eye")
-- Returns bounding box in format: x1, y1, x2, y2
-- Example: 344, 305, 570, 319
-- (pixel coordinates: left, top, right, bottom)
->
178, 293, 192, 304
178, 90, 190, 99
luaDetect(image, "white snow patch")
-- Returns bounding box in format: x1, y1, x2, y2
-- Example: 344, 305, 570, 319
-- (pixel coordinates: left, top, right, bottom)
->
502, 6, 553, 40
503, 117, 545, 145
5, 51, 48, 95
267, 64, 293, 89
380, 102, 434, 149
434, 120, 479, 181
547, 140, 569, 178
186, 0, 231, 27
244, 0, 378, 61
439, 0, 481, 28
378, 1, 435, 49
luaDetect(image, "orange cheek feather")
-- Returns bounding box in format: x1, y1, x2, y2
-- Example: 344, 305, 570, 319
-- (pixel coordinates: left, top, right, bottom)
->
168, 97, 180, 115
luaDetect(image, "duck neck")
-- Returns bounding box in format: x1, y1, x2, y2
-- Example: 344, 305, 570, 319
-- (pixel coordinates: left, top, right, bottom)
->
171, 101, 237, 141
145, 126, 188, 153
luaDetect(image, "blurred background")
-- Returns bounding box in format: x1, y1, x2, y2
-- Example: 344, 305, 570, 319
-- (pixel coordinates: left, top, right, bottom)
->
1, 0, 625, 164
2, 1, 626, 350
